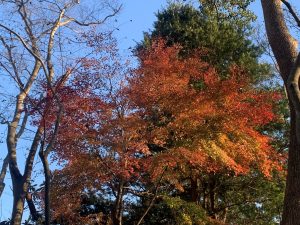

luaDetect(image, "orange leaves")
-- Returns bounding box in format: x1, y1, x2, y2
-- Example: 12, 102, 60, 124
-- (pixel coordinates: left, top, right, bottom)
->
49, 39, 283, 220
128, 39, 283, 180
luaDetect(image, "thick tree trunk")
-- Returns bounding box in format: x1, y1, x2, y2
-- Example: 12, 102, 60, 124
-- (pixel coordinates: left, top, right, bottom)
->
9, 126, 42, 225
260, 0, 300, 224
11, 178, 26, 225
11, 197, 25, 225
260, 0, 297, 82
282, 108, 300, 224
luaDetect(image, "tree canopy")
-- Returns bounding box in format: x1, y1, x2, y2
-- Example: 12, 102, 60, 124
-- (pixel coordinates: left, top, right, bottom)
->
0, 1, 291, 225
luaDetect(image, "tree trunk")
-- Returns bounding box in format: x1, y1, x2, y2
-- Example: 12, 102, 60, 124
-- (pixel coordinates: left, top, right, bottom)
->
190, 177, 199, 203
40, 152, 51, 225
260, 0, 300, 224
112, 180, 124, 225
26, 192, 42, 222
281, 66, 300, 225
11, 197, 25, 225
201, 181, 208, 210
9, 126, 43, 225
282, 114, 300, 224
209, 176, 216, 219
11, 178, 26, 225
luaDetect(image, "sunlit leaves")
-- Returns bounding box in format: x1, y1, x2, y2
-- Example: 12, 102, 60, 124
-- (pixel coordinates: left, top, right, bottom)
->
129, 40, 283, 180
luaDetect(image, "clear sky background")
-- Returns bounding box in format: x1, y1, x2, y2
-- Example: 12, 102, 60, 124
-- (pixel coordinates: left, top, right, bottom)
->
1, 0, 300, 221
113, 0, 300, 54
114, 1, 168, 49
113, 0, 263, 54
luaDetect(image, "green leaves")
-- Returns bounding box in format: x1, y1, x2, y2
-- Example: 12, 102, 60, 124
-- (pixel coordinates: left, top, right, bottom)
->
139, 2, 267, 80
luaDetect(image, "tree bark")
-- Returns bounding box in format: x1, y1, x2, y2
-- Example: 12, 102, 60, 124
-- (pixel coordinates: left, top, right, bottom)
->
9, 126, 42, 225
10, 178, 34, 225
201, 181, 208, 210
261, 0, 297, 83
40, 152, 51, 225
112, 180, 124, 225
190, 177, 199, 203
0, 155, 9, 198
260, 0, 300, 224
209, 176, 216, 219
26, 192, 42, 222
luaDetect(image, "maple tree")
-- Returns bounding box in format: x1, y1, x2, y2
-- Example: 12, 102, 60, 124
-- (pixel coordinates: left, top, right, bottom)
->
45, 39, 284, 224
0, 1, 120, 224
34, 39, 151, 224
130, 40, 282, 178
135, 3, 288, 223
130, 40, 285, 223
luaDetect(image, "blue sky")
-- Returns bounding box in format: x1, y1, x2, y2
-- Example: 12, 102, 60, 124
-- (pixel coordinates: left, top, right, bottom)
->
113, 0, 300, 53
115, 1, 168, 48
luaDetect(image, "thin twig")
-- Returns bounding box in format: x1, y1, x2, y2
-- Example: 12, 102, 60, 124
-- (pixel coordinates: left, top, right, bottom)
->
136, 167, 167, 225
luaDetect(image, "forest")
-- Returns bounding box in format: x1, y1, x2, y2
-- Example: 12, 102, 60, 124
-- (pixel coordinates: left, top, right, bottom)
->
0, 0, 299, 225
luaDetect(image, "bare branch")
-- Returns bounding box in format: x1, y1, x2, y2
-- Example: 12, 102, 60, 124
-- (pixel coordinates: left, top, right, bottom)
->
65, 4, 122, 27
281, 0, 300, 27
17, 0, 37, 47
46, 8, 66, 83
0, 155, 9, 198
44, 105, 63, 156
0, 23, 40, 61
16, 108, 28, 139
0, 37, 24, 89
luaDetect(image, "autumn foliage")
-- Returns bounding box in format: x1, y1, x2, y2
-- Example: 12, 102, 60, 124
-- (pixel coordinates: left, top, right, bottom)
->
47, 40, 283, 223
129, 40, 282, 179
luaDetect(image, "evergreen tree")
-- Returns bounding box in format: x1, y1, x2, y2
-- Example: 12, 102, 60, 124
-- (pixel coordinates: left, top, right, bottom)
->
138, 2, 269, 80
131, 2, 287, 224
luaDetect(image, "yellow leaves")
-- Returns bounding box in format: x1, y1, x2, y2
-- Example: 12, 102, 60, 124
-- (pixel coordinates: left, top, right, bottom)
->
128, 41, 283, 183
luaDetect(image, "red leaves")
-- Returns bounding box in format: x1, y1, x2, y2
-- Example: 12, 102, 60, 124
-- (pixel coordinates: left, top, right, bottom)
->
48, 39, 283, 222
52, 39, 283, 189
129, 40, 283, 179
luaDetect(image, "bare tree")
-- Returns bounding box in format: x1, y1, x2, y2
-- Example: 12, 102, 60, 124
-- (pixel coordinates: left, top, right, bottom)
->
0, 0, 120, 224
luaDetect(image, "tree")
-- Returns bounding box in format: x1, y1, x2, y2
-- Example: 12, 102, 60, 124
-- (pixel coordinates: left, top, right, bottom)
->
129, 40, 284, 224
47, 40, 284, 224
138, 2, 269, 80
260, 0, 300, 224
36, 36, 152, 224
0, 1, 120, 224
24, 2, 287, 224
130, 38, 282, 178
134, 2, 287, 223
